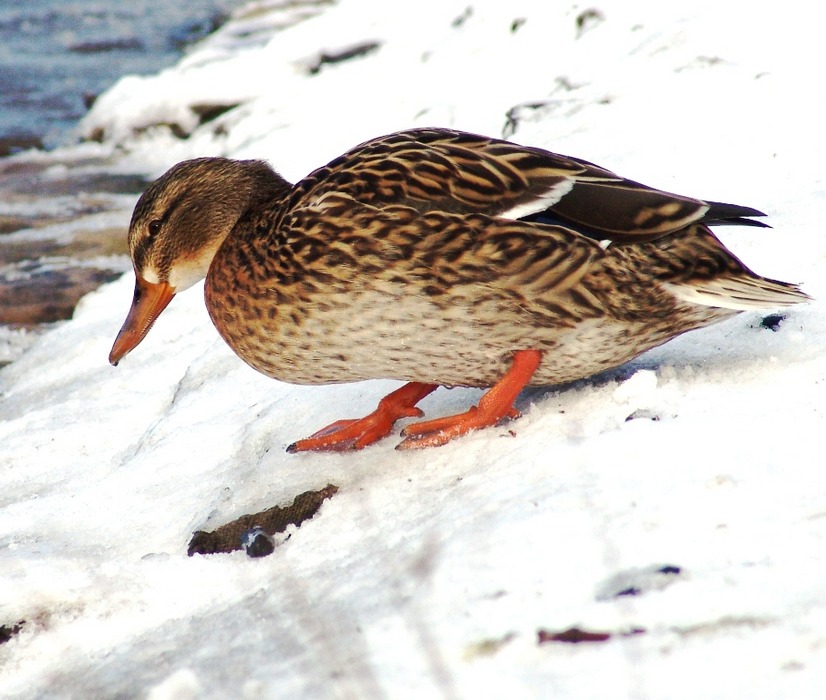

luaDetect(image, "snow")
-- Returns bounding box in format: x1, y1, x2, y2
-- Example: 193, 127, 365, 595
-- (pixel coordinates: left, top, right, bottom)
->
2, 0, 826, 697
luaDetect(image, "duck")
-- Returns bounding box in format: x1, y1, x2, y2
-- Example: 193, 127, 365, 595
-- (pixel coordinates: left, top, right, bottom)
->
109, 127, 809, 451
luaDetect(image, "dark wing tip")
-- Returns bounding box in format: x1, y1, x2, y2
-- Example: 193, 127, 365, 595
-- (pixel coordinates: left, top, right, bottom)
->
704, 200, 770, 228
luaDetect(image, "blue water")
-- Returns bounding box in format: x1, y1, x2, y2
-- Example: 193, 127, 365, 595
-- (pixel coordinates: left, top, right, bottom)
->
0, 0, 240, 154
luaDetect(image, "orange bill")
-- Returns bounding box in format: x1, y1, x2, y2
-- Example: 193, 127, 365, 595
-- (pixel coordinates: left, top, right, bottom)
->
109, 276, 176, 365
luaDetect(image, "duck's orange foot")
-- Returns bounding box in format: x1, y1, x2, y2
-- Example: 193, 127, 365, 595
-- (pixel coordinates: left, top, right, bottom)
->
287, 382, 438, 452
397, 349, 542, 450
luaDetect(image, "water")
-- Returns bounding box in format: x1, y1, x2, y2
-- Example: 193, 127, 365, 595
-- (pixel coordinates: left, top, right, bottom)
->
0, 0, 246, 360
0, 0, 240, 154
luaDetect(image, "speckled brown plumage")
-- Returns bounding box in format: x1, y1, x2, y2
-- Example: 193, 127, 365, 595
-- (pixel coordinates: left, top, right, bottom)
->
110, 127, 809, 450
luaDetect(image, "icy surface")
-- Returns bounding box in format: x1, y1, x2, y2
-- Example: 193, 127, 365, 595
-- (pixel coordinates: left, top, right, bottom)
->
2, 1, 826, 698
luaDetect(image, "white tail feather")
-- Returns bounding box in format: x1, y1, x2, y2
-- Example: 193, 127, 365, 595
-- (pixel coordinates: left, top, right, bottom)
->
664, 278, 810, 311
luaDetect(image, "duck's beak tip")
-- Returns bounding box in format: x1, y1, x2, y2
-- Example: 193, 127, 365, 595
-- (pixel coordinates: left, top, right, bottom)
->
108, 349, 121, 367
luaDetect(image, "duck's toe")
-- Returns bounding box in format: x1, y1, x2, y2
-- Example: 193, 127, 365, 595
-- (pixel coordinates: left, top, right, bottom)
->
396, 406, 521, 450
396, 348, 542, 449
287, 381, 438, 452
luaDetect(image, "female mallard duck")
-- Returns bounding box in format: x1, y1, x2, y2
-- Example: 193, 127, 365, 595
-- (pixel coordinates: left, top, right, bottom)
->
109, 127, 808, 450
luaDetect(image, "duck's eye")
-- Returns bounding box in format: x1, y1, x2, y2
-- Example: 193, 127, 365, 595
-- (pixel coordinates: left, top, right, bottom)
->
148, 219, 163, 237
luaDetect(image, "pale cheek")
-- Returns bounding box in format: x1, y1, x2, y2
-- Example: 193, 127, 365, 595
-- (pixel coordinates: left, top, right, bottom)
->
166, 251, 215, 292
140, 266, 161, 284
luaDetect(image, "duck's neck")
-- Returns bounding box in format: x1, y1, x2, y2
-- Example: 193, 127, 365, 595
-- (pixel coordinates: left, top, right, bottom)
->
203, 161, 293, 285
240, 159, 294, 211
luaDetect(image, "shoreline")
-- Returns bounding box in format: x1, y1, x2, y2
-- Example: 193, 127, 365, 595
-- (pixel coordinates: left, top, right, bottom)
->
0, 150, 142, 361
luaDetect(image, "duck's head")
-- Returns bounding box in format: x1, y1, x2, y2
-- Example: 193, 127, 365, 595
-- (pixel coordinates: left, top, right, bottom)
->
109, 157, 290, 365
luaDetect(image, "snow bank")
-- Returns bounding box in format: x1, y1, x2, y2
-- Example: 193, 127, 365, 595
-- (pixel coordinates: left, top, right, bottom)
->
2, 1, 826, 697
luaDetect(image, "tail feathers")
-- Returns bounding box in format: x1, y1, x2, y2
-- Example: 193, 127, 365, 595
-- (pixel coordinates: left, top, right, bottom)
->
703, 201, 770, 229
702, 202, 770, 228
665, 276, 811, 311
705, 216, 770, 229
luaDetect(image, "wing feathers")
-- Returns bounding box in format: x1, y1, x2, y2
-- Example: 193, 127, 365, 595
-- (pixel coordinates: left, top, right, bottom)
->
291, 127, 765, 244
282, 127, 804, 314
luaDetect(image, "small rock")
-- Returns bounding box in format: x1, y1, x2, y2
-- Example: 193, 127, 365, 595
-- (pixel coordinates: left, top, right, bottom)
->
0, 620, 25, 645
537, 626, 645, 644
575, 8, 605, 38
760, 313, 786, 332
241, 527, 275, 558
625, 409, 661, 422
596, 563, 684, 600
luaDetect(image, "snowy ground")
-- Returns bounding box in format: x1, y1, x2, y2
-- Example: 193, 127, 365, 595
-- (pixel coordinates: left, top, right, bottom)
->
2, 0, 826, 698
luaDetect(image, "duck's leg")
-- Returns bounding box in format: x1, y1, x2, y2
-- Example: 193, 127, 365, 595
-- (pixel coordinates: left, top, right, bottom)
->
287, 382, 438, 452
397, 349, 542, 450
